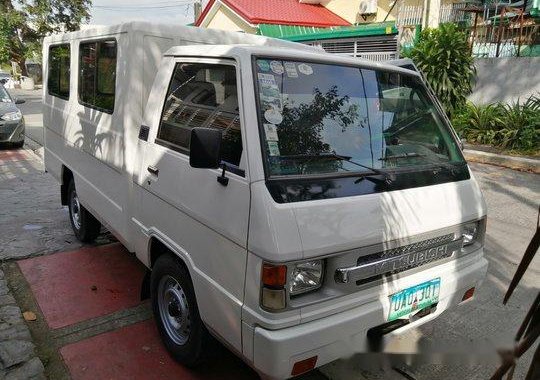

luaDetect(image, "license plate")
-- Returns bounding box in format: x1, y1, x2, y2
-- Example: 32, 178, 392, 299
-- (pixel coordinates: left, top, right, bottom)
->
388, 278, 440, 321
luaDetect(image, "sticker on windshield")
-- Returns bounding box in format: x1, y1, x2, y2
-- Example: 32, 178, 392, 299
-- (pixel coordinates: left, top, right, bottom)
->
268, 141, 280, 156
257, 60, 270, 72
298, 63, 313, 75
270, 61, 284, 75
261, 95, 283, 112
264, 108, 283, 125
258, 73, 277, 88
284, 62, 298, 78
264, 124, 279, 141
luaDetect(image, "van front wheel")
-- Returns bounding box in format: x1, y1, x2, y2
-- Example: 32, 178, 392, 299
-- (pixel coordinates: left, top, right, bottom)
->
151, 254, 211, 367
67, 180, 101, 242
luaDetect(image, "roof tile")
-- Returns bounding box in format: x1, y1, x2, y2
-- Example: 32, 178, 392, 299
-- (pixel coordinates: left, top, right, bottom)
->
197, 0, 350, 27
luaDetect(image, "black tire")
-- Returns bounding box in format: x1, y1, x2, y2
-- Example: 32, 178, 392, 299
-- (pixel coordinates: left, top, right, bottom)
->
67, 179, 101, 242
12, 140, 24, 149
151, 254, 211, 367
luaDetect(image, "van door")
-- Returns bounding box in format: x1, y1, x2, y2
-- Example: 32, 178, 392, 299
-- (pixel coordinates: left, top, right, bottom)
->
136, 58, 249, 352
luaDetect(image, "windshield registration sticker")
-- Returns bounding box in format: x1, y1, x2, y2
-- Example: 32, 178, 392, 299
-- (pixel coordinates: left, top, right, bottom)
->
258, 73, 277, 87
284, 62, 298, 78
264, 124, 279, 141
388, 278, 440, 321
268, 141, 280, 156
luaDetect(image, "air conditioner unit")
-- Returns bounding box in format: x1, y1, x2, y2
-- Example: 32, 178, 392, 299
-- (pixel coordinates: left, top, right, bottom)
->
359, 0, 378, 15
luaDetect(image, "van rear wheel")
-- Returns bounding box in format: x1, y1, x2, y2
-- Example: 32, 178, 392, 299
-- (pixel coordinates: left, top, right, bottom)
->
67, 180, 101, 242
151, 254, 211, 367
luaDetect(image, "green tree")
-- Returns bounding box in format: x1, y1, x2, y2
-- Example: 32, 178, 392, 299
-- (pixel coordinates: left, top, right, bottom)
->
403, 23, 475, 116
0, 0, 91, 75
278, 86, 358, 155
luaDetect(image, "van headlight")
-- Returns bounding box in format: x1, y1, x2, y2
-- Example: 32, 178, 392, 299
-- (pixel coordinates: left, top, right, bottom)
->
289, 260, 324, 296
462, 221, 479, 246
1, 110, 22, 121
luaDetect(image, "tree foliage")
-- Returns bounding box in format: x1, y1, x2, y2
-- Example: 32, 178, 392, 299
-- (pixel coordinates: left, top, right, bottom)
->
278, 86, 358, 155
403, 23, 475, 116
0, 0, 91, 74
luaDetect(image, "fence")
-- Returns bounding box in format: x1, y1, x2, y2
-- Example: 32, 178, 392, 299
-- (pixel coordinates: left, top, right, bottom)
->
467, 5, 540, 58
397, 5, 423, 26
439, 3, 469, 23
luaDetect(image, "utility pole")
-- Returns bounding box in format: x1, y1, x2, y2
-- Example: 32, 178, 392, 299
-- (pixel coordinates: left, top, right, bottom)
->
194, 0, 203, 23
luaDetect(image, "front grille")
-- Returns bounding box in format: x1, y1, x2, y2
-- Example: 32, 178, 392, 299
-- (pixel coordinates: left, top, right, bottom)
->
352, 234, 457, 285
357, 234, 454, 265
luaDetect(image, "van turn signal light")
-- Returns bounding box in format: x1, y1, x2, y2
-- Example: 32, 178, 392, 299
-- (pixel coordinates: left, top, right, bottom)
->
262, 264, 287, 287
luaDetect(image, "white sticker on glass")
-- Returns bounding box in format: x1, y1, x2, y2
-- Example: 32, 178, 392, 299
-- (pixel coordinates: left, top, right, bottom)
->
258, 73, 277, 87
270, 61, 285, 75
284, 62, 298, 78
264, 123, 279, 141
298, 63, 313, 75
264, 108, 283, 125
268, 141, 281, 156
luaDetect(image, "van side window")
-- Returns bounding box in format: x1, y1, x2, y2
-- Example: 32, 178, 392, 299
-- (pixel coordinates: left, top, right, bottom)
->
48, 44, 71, 99
157, 63, 243, 171
79, 39, 117, 113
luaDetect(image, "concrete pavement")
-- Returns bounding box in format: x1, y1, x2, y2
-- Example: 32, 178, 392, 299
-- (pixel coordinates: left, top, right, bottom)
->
1, 88, 539, 380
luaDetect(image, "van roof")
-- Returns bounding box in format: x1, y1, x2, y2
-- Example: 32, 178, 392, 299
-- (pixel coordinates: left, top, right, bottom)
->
42, 21, 314, 53
163, 44, 419, 76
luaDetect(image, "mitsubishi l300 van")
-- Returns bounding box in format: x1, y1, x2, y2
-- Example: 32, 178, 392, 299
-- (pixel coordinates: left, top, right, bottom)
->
43, 22, 488, 380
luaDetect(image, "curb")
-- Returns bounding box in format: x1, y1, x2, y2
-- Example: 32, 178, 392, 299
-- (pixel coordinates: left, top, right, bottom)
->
23, 135, 44, 161
464, 149, 539, 174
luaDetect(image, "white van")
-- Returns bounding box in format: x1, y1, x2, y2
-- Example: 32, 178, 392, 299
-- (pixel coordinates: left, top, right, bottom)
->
43, 22, 488, 380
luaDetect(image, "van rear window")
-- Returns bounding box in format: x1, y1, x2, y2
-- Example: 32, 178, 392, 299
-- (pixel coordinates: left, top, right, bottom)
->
48, 44, 71, 100
78, 39, 117, 113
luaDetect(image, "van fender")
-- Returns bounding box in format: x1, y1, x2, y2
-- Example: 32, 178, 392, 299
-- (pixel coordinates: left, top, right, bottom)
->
140, 228, 197, 300
145, 229, 196, 270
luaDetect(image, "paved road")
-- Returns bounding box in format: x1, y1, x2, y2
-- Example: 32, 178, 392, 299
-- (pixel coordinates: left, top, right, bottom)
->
10, 88, 44, 145
2, 89, 539, 380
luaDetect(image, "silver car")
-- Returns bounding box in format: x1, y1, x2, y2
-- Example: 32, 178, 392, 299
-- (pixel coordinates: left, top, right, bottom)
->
0, 84, 25, 148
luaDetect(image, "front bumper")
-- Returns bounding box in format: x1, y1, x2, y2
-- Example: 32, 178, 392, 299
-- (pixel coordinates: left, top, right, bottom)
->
0, 119, 25, 143
251, 250, 488, 379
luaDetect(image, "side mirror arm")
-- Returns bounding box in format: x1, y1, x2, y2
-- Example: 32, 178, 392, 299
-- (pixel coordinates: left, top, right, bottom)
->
217, 163, 229, 186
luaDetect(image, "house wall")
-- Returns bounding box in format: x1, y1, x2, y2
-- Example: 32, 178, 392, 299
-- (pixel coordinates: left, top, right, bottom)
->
469, 57, 540, 104
321, 0, 459, 25
204, 5, 257, 33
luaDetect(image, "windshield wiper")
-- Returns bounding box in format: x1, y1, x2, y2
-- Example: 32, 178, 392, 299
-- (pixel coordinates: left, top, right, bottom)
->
316, 153, 395, 184
279, 152, 395, 184
381, 151, 462, 175
379, 152, 425, 161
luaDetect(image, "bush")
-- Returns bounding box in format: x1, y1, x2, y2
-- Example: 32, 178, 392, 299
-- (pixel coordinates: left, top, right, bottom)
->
403, 23, 475, 116
452, 95, 540, 154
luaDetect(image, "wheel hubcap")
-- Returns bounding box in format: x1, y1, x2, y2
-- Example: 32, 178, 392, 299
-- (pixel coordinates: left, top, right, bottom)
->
70, 190, 81, 230
158, 276, 190, 345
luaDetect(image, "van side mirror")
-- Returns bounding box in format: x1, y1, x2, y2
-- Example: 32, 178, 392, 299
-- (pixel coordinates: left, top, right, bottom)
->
15, 98, 25, 104
189, 127, 222, 169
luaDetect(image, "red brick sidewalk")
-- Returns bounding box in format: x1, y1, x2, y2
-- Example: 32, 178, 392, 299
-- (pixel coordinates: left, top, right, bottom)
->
18, 244, 258, 380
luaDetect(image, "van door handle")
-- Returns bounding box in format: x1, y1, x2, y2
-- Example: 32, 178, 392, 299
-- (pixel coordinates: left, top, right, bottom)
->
147, 166, 159, 176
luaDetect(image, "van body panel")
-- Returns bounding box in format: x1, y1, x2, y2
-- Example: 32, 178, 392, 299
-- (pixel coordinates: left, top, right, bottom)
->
290, 177, 486, 259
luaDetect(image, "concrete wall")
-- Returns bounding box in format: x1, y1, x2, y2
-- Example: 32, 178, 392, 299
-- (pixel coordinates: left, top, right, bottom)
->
469, 57, 540, 105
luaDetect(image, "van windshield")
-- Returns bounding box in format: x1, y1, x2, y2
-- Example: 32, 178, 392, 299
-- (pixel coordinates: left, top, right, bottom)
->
254, 58, 465, 178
